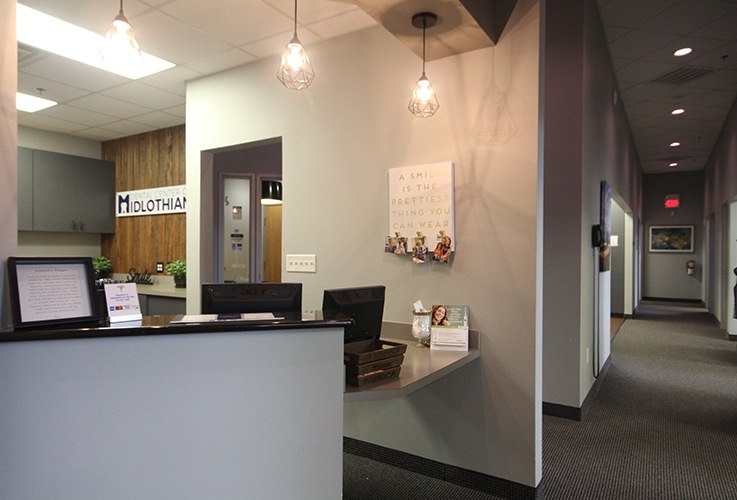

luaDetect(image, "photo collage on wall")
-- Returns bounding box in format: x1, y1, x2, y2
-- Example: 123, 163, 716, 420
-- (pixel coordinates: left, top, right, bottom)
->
385, 230, 453, 264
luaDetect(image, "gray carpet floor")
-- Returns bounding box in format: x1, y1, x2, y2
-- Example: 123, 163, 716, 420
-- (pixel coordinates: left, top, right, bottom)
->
344, 306, 737, 499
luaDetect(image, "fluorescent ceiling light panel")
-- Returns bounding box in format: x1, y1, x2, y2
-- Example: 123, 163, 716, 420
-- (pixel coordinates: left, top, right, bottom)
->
17, 4, 175, 80
16, 91, 57, 112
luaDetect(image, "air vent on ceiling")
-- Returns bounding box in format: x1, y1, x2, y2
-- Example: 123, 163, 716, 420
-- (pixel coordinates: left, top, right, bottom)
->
651, 67, 713, 85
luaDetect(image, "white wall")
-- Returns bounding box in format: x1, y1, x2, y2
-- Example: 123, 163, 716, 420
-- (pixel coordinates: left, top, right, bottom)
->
18, 126, 101, 158
0, 0, 17, 331
729, 201, 736, 336
187, 1, 541, 487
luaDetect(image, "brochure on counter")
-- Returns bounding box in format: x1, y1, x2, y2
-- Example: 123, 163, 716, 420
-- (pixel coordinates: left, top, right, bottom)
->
104, 283, 143, 323
430, 304, 469, 351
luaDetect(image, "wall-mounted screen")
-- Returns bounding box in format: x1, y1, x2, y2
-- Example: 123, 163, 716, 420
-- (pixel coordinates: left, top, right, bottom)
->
7, 256, 101, 330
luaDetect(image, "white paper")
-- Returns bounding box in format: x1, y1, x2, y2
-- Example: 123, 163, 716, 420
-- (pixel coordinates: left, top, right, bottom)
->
104, 283, 142, 323
170, 313, 281, 324
413, 300, 425, 312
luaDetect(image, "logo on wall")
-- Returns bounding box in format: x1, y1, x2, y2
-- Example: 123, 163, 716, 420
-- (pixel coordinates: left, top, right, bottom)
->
116, 185, 187, 217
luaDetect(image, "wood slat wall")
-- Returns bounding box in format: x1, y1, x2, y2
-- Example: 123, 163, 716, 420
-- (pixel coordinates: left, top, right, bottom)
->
101, 125, 186, 275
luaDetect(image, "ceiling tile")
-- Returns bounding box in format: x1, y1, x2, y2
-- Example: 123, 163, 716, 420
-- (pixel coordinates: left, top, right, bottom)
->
17, 112, 88, 133
185, 48, 258, 75
21, 55, 129, 92
597, 0, 677, 28
97, 119, 158, 135
265, 0, 358, 24
639, 0, 736, 35
36, 104, 118, 127
128, 111, 185, 129
66, 93, 155, 118
161, 0, 293, 46
608, 30, 679, 59
101, 82, 184, 109
241, 29, 322, 60
17, 72, 89, 103
138, 66, 203, 96
130, 9, 232, 64
74, 127, 131, 141
304, 9, 377, 39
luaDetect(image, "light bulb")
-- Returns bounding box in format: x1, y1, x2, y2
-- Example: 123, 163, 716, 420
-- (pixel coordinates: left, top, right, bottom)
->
102, 11, 140, 63
409, 75, 439, 117
277, 36, 315, 90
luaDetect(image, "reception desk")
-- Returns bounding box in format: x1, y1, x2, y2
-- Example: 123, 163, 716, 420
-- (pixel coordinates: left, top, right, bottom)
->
0, 314, 349, 500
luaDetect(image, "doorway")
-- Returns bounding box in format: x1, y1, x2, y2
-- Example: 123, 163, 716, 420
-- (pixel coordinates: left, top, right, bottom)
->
201, 138, 283, 285
610, 197, 634, 338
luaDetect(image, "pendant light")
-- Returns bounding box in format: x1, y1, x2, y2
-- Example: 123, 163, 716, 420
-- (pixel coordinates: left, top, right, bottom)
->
101, 0, 140, 63
261, 180, 283, 205
277, 0, 315, 90
408, 12, 439, 118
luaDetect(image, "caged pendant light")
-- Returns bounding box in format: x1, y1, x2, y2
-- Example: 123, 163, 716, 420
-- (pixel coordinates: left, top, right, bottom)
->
408, 12, 440, 118
277, 0, 315, 90
101, 0, 141, 63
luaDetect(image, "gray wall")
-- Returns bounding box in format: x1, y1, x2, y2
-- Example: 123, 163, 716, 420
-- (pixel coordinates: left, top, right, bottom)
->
0, 0, 17, 331
704, 96, 737, 328
188, 1, 542, 487
642, 171, 704, 300
542, 0, 643, 408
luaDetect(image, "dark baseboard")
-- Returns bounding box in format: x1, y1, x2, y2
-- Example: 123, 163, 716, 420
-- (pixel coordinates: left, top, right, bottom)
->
543, 356, 611, 421
729, 333, 737, 342
642, 296, 704, 305
344, 437, 538, 499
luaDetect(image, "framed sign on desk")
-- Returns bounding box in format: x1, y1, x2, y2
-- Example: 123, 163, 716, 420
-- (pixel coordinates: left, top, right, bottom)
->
7, 256, 101, 330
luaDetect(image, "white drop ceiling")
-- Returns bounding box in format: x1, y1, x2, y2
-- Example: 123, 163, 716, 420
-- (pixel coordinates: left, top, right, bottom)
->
16, 0, 737, 174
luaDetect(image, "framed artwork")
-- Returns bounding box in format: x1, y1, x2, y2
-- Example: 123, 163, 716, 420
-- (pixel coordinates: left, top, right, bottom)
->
649, 225, 694, 253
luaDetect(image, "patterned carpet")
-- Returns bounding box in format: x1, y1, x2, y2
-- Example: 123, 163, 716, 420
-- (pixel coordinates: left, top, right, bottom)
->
345, 307, 737, 499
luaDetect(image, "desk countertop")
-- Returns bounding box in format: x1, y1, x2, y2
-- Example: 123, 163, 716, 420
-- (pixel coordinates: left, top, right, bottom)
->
1, 312, 352, 343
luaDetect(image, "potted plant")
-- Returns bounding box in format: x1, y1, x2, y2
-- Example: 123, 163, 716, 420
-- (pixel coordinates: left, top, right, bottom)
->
166, 259, 187, 288
92, 256, 113, 279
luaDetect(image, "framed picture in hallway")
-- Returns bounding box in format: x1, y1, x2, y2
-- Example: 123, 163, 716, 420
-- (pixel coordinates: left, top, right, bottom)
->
649, 225, 694, 253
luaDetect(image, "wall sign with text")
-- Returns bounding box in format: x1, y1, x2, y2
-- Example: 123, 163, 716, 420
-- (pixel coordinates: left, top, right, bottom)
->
116, 185, 187, 217
387, 162, 455, 264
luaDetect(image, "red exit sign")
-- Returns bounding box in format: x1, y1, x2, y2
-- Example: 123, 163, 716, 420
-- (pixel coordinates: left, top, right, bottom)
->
664, 194, 680, 209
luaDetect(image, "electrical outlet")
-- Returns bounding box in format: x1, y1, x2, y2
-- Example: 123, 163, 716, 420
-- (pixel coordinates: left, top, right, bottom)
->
586, 348, 590, 364
156, 262, 164, 273
286, 254, 317, 273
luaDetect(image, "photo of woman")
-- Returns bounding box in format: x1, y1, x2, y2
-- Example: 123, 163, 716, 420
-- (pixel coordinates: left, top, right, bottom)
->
432, 305, 450, 326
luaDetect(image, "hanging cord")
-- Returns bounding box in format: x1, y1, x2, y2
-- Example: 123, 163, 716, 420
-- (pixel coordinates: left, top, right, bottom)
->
592, 246, 600, 379
293, 0, 298, 37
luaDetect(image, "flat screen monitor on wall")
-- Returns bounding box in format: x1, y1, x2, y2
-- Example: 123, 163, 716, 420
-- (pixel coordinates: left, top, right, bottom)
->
201, 283, 302, 314
7, 256, 101, 330
321, 285, 386, 344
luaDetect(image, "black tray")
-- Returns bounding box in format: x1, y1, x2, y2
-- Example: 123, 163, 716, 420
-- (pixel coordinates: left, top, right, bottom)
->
344, 339, 407, 366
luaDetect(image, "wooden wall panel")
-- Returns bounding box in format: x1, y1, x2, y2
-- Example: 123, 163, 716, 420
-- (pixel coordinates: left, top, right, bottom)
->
101, 126, 186, 275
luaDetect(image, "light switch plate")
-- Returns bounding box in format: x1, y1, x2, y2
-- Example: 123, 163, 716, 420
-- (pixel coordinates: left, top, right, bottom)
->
286, 254, 316, 273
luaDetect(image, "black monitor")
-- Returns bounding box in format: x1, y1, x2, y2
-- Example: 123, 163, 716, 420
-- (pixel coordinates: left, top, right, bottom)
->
321, 285, 385, 344
201, 283, 302, 314
7, 256, 102, 330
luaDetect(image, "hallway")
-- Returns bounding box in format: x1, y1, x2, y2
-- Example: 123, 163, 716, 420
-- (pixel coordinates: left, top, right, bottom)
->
344, 309, 737, 498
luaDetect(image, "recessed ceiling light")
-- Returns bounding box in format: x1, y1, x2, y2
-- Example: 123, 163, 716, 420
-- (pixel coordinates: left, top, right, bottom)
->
673, 47, 692, 57
17, 4, 175, 80
670, 142, 681, 147
669, 162, 678, 167
671, 108, 685, 115
16, 92, 58, 112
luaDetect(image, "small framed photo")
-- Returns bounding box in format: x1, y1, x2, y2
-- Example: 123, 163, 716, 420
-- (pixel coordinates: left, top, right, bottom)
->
649, 225, 694, 253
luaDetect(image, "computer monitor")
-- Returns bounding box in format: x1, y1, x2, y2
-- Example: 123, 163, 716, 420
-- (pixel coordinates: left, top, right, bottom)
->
201, 283, 302, 314
321, 285, 385, 343
7, 256, 101, 330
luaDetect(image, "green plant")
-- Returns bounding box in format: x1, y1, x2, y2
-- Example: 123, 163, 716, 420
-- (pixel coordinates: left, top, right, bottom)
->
92, 256, 113, 274
166, 259, 187, 277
